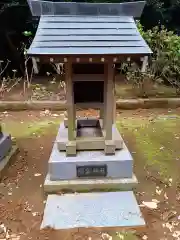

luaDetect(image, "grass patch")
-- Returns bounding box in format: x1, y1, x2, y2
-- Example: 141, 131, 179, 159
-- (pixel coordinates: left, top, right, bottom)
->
3, 113, 180, 182
115, 82, 178, 99
1, 119, 60, 138
117, 116, 180, 182
111, 231, 138, 240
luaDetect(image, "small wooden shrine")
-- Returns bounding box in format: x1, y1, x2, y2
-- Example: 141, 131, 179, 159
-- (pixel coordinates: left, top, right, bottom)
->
27, 0, 153, 232
27, 1, 152, 157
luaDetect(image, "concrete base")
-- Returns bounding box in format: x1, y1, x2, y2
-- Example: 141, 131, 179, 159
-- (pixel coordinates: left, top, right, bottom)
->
49, 134, 133, 180
41, 191, 145, 231
0, 134, 12, 162
0, 144, 18, 176
44, 173, 138, 193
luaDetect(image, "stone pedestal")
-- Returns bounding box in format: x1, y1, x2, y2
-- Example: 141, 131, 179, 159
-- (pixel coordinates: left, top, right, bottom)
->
0, 125, 18, 175
44, 123, 138, 192
0, 127, 12, 162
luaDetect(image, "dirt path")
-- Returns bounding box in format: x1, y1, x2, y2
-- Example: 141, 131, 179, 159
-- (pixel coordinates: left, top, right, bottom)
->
0, 109, 180, 239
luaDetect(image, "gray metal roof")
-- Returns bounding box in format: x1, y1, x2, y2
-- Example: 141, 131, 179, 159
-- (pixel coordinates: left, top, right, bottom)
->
27, 1, 146, 18
28, 15, 152, 56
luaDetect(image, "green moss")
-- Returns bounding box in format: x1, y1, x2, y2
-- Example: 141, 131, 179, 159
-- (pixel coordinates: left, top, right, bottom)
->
111, 231, 138, 240
117, 117, 180, 181
115, 82, 178, 99
1, 119, 60, 138
2, 113, 180, 183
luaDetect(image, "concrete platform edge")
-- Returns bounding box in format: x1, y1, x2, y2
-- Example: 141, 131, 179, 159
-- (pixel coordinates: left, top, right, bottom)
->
44, 173, 138, 193
0, 98, 180, 111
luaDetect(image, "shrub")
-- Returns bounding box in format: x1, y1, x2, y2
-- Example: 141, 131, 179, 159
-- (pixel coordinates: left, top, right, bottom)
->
125, 22, 180, 97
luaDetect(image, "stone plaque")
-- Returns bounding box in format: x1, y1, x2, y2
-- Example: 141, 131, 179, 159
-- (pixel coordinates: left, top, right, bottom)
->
77, 165, 107, 178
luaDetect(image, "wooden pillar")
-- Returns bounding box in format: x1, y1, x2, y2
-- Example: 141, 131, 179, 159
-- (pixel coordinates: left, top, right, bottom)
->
100, 107, 103, 119
141, 56, 148, 72
73, 104, 76, 130
113, 70, 116, 124
32, 57, 39, 74
103, 64, 107, 129
105, 60, 114, 140
65, 59, 75, 141
113, 96, 116, 124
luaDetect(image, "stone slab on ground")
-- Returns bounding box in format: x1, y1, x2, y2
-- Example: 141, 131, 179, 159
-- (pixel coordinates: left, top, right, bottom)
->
41, 191, 145, 231
44, 173, 138, 193
48, 125, 133, 180
0, 134, 12, 162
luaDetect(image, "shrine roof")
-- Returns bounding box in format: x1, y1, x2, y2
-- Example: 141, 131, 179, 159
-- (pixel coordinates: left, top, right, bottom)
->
27, 1, 152, 57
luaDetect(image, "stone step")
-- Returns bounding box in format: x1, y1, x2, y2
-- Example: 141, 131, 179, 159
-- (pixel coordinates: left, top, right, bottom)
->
41, 191, 145, 231
44, 173, 138, 193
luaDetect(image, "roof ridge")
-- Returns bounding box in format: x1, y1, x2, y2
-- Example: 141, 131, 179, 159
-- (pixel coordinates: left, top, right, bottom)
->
27, 1, 146, 18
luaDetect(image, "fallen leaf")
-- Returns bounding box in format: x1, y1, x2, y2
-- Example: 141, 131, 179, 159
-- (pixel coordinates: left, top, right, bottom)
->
156, 189, 162, 195
152, 199, 160, 203
118, 233, 124, 240
24, 205, 32, 212
164, 192, 168, 200
142, 235, 148, 240
142, 201, 158, 209
101, 233, 112, 240
34, 173, 41, 177
52, 114, 59, 117
172, 231, 180, 238
32, 212, 39, 217
169, 178, 173, 183
162, 211, 177, 221
0, 225, 5, 235
44, 109, 50, 115
164, 222, 174, 232
5, 230, 10, 239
